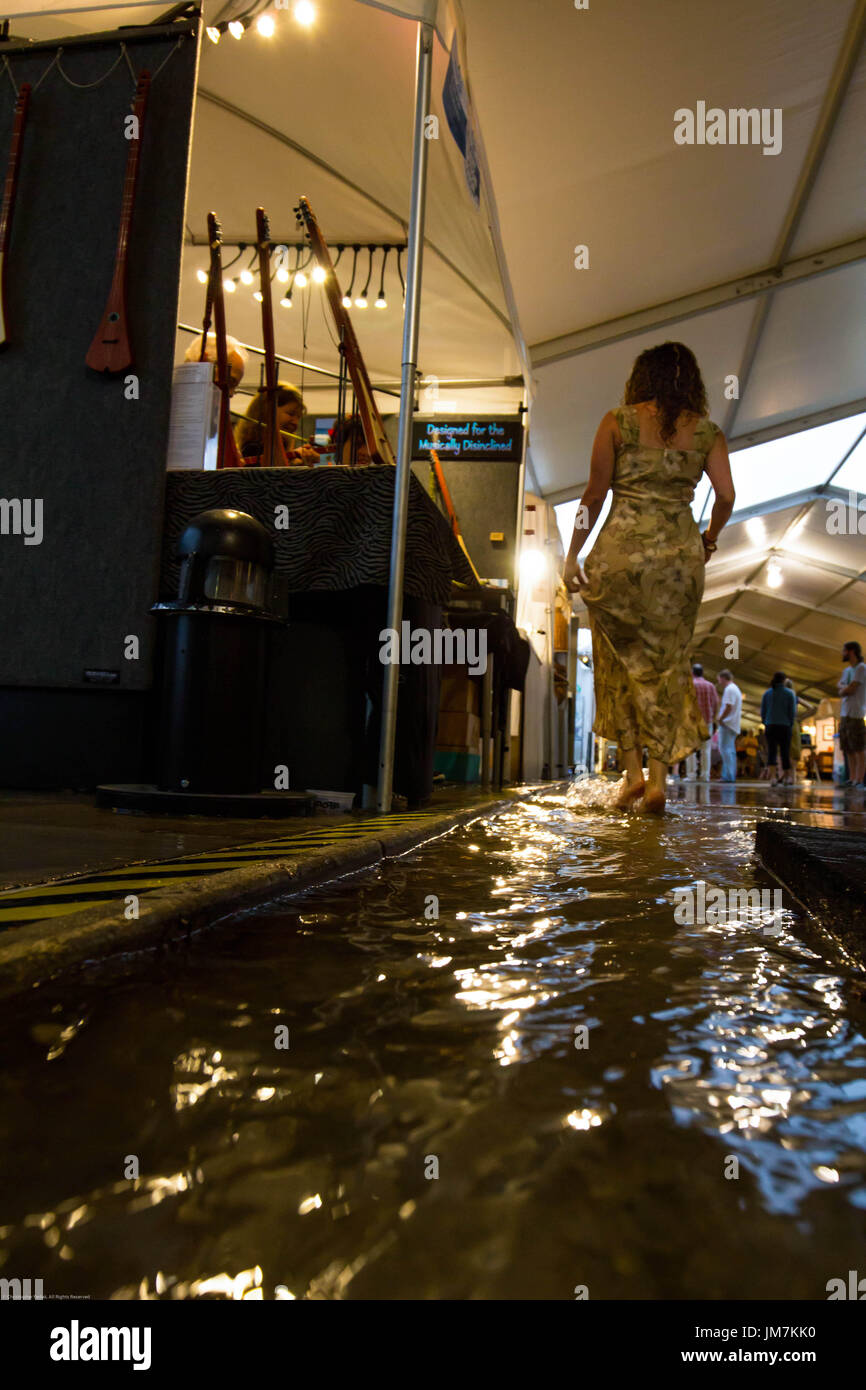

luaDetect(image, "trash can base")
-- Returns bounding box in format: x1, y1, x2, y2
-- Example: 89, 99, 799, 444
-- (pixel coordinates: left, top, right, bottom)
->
96, 784, 316, 817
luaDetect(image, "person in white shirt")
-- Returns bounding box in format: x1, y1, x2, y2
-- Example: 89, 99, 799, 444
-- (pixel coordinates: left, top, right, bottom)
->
716, 669, 742, 783
837, 640, 866, 787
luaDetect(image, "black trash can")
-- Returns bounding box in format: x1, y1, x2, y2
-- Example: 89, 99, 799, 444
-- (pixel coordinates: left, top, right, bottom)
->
152, 509, 282, 793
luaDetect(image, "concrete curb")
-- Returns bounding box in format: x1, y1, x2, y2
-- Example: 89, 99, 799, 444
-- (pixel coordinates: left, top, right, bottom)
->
755, 820, 866, 974
0, 793, 524, 998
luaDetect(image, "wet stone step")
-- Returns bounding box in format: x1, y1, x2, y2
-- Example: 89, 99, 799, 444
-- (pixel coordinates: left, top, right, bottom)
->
756, 821, 866, 968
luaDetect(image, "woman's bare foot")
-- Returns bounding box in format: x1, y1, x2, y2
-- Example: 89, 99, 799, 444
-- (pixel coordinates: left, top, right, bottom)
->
615, 776, 646, 810
643, 787, 666, 815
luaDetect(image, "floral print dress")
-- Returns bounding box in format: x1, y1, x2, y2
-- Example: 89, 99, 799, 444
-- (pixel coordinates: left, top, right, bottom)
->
582, 405, 718, 763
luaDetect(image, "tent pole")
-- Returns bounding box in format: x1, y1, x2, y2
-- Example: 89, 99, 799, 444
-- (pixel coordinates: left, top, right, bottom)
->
376, 20, 434, 814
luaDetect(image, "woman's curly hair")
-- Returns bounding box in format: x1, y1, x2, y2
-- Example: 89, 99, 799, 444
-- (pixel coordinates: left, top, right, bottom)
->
623, 342, 708, 445
235, 382, 304, 456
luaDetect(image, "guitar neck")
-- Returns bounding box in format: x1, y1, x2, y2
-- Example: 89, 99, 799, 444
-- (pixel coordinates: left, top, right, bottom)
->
207, 210, 243, 469
0, 84, 30, 259
0, 83, 31, 345
255, 206, 288, 467
113, 74, 150, 276
296, 197, 395, 467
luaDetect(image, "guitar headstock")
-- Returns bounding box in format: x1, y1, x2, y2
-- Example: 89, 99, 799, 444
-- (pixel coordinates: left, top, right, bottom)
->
256, 205, 271, 249
207, 210, 222, 250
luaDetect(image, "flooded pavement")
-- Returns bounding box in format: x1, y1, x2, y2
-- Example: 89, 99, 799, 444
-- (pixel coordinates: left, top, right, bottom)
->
2, 783, 866, 1301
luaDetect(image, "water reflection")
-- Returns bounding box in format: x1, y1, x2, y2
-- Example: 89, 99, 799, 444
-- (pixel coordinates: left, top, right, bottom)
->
0, 789, 865, 1298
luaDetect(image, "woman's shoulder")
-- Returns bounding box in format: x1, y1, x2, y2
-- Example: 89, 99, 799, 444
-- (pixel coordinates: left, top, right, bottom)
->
694, 416, 722, 452
609, 404, 637, 442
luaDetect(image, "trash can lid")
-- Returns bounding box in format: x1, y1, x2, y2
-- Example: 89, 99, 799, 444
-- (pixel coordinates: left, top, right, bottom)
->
176, 509, 274, 568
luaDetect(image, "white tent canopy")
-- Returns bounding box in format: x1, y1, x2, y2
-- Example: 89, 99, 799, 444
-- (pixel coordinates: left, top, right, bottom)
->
11, 0, 526, 418
461, 0, 866, 493
11, 0, 865, 723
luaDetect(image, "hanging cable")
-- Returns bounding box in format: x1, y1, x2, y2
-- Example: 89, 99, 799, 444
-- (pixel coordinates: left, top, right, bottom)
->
355, 246, 374, 307
342, 246, 359, 308
375, 247, 390, 308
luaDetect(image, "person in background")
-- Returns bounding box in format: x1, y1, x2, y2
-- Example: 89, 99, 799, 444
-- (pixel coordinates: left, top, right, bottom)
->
235, 382, 320, 466
685, 663, 719, 781
837, 640, 866, 789
785, 677, 801, 783
757, 726, 772, 779
331, 414, 373, 467
563, 341, 735, 814
716, 669, 742, 783
760, 671, 796, 787
184, 332, 246, 396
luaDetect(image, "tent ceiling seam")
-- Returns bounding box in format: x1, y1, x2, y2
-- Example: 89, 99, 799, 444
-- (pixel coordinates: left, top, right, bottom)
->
724, 0, 866, 435
529, 235, 866, 369
195, 87, 513, 334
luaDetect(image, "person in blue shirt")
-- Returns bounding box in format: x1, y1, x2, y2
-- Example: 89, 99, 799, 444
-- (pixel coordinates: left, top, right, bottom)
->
760, 672, 797, 787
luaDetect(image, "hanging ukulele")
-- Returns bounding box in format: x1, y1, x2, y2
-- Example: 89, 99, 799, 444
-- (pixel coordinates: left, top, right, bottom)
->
86, 71, 150, 375
205, 211, 244, 470
0, 82, 31, 350
254, 206, 290, 467
295, 195, 395, 466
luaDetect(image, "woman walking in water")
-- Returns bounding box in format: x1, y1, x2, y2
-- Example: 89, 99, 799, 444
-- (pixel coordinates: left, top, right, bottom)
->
564, 342, 735, 814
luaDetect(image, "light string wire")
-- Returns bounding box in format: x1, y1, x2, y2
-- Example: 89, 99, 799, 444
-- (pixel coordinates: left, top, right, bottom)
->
2, 33, 184, 99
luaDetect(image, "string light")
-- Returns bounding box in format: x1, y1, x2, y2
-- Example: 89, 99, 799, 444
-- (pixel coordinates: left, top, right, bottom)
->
253, 290, 263, 302
206, 26, 221, 44
228, 20, 245, 40
195, 242, 404, 309
343, 247, 358, 308
256, 14, 275, 37
355, 247, 373, 308
375, 247, 389, 308
294, 1, 316, 25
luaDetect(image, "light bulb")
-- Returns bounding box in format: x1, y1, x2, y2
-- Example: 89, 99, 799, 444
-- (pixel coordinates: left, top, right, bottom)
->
294, 1, 315, 26
276, 266, 290, 283
228, 20, 244, 39
520, 548, 547, 584
342, 293, 352, 308
256, 14, 275, 37
239, 268, 254, 285
281, 294, 292, 308
355, 295, 367, 308
295, 271, 307, 288
253, 290, 263, 302
312, 265, 326, 283
206, 26, 221, 44
766, 559, 783, 589
196, 267, 208, 284
223, 277, 236, 293
375, 294, 386, 308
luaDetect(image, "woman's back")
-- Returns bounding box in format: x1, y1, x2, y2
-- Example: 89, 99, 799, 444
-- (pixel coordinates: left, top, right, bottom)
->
610, 402, 718, 511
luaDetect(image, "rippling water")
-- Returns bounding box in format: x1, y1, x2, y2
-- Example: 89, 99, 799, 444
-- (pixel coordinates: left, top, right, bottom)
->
1, 787, 866, 1300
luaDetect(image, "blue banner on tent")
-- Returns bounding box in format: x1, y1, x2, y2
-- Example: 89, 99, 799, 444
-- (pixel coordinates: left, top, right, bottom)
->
442, 40, 480, 206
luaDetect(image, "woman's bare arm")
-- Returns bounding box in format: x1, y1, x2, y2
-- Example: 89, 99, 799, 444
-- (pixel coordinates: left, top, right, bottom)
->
703, 429, 735, 551
563, 411, 618, 590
